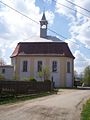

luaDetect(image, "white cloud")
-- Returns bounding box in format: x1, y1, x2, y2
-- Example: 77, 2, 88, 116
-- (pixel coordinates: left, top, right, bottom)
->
74, 50, 90, 73
55, 0, 90, 73
45, 11, 55, 25
56, 0, 76, 20
0, 0, 54, 63
65, 38, 80, 50
70, 20, 90, 48
75, 0, 90, 18
55, 0, 90, 48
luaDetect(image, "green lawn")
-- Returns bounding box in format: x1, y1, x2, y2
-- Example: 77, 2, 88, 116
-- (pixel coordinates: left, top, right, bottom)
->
81, 99, 90, 120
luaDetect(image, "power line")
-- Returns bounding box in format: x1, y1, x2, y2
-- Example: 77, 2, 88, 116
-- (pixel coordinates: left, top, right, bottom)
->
0, 1, 39, 24
52, 0, 90, 18
0, 1, 65, 42
48, 28, 67, 39
48, 28, 85, 49
48, 28, 78, 46
0, 1, 90, 50
65, 0, 90, 13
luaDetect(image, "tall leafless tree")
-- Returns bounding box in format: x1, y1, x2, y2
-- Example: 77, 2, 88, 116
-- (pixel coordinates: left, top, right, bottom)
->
0, 58, 6, 65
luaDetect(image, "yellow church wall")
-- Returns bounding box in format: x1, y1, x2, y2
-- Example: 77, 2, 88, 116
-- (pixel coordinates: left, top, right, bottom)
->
15, 57, 20, 80
11, 56, 20, 80
59, 57, 66, 87
71, 58, 74, 86
31, 56, 73, 87
29, 57, 34, 78
66, 58, 74, 87
12, 55, 74, 87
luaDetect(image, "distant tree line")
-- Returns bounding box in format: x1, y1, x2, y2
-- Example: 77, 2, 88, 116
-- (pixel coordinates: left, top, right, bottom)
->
83, 66, 90, 86
74, 65, 90, 86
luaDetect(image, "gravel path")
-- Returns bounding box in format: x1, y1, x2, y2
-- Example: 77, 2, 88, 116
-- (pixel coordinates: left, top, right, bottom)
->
0, 89, 90, 120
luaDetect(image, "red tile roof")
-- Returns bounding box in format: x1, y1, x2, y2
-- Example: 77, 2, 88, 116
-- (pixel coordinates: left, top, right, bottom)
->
11, 42, 75, 59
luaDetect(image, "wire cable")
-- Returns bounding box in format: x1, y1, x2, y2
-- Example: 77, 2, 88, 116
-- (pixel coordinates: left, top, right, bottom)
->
52, 0, 90, 18
0, 1, 90, 50
0, 1, 66, 41
0, 1, 39, 24
65, 0, 90, 13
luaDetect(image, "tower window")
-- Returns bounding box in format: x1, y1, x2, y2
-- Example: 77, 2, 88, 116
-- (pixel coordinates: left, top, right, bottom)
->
67, 62, 70, 73
52, 61, 57, 72
23, 61, 28, 72
37, 61, 42, 72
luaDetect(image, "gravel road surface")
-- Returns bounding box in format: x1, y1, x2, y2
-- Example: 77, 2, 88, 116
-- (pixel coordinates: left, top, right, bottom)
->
0, 89, 90, 120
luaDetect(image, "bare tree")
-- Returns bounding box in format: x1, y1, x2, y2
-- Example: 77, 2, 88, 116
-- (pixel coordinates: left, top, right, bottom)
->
74, 70, 78, 80
0, 58, 6, 65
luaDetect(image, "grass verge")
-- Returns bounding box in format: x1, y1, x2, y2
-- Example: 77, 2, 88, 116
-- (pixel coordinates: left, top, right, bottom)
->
81, 99, 90, 120
0, 91, 57, 105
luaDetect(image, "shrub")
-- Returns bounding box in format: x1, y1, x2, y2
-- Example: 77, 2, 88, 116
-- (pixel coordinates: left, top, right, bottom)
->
29, 77, 37, 82
13, 75, 18, 80
23, 77, 29, 81
44, 80, 51, 83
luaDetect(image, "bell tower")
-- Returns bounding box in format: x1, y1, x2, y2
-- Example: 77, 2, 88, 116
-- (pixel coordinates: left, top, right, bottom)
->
40, 12, 48, 38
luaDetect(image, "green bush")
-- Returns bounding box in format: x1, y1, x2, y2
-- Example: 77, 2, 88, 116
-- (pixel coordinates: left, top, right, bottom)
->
23, 77, 29, 81
44, 80, 51, 83
29, 77, 37, 82
0, 74, 5, 80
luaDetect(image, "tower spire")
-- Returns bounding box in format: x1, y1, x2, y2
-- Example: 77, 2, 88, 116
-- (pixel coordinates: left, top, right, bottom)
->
40, 12, 48, 38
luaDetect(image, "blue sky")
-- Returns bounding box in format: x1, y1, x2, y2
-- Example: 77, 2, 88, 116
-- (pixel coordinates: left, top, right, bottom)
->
0, 0, 90, 74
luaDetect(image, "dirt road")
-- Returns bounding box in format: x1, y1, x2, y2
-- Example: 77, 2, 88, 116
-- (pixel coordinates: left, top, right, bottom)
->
0, 89, 90, 120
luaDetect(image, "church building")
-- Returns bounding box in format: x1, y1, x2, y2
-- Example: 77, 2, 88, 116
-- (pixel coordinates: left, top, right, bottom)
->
11, 13, 75, 87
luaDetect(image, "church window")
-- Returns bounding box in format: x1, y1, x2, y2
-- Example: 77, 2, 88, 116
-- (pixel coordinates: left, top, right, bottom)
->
37, 61, 42, 72
23, 61, 28, 72
52, 61, 57, 72
2, 69, 5, 74
67, 62, 70, 73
